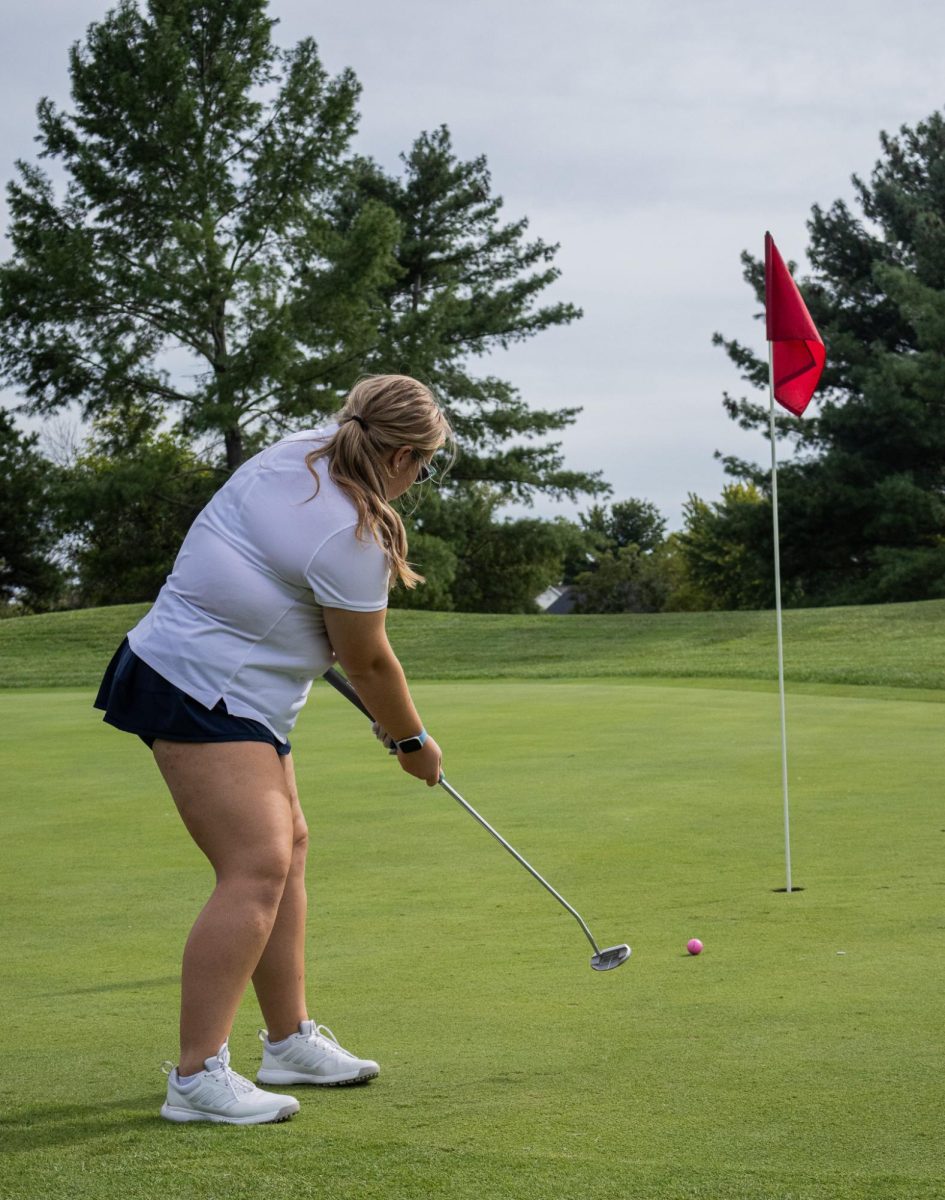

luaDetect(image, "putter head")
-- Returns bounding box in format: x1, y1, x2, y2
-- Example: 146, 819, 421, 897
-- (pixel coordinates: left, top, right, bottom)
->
591, 943, 631, 972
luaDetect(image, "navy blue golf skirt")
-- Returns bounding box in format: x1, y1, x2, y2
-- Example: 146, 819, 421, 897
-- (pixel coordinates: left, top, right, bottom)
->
93, 637, 292, 757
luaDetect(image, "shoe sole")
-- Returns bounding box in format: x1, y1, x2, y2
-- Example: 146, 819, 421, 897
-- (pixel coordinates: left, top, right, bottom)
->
160, 1100, 300, 1125
256, 1067, 379, 1087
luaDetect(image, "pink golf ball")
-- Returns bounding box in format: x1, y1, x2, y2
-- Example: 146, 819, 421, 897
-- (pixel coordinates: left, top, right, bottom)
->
687, 938, 704, 956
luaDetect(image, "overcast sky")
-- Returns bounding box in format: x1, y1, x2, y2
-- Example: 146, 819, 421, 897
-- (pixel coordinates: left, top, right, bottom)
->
4, 0, 945, 528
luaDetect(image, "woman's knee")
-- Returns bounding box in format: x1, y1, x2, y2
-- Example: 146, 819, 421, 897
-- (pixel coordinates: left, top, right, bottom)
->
220, 841, 294, 906
293, 818, 309, 862
281, 755, 309, 866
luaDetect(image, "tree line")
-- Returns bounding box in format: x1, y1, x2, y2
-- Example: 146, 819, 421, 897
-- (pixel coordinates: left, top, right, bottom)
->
2, 1, 943, 616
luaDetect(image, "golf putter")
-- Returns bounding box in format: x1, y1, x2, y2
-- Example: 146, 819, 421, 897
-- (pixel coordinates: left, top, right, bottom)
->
322, 668, 631, 972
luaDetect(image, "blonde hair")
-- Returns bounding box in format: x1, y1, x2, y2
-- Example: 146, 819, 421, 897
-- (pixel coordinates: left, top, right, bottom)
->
305, 374, 454, 589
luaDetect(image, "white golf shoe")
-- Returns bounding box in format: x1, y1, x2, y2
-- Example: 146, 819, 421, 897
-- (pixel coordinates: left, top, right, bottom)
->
256, 1020, 380, 1086
160, 1040, 300, 1125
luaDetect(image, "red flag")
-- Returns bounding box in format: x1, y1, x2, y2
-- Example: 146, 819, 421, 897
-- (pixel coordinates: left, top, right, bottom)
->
765, 232, 825, 416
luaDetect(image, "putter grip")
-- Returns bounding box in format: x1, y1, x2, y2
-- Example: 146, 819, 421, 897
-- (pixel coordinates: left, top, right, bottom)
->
322, 667, 375, 721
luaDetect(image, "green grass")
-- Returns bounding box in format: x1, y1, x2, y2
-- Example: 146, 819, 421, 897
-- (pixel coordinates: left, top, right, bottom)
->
1, 669, 944, 1199
1, 603, 943, 1196
2, 597, 945, 693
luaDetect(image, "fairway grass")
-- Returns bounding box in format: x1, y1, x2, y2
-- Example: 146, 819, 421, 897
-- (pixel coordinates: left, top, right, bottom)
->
2, 597, 944, 692
1, 678, 942, 1200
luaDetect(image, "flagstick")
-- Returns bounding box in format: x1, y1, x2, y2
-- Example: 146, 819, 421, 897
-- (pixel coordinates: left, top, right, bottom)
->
768, 340, 793, 894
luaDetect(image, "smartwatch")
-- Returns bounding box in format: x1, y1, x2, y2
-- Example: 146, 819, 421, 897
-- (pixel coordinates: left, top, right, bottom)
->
396, 729, 428, 754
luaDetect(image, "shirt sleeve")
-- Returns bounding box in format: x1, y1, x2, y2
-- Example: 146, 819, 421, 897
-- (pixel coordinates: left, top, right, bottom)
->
305, 524, 390, 610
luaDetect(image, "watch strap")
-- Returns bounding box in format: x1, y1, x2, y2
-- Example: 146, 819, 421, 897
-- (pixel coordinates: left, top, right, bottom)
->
396, 729, 428, 754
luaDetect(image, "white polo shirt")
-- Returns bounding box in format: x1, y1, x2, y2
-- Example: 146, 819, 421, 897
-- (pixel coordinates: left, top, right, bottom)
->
127, 425, 390, 742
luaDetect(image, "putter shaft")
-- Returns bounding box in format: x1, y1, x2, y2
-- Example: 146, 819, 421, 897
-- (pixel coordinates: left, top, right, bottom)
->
321, 667, 605, 957
436, 775, 602, 956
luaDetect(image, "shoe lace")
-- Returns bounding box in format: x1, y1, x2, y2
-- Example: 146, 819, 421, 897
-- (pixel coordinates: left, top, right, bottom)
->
219, 1068, 256, 1101
206, 1044, 256, 1100
160, 1046, 254, 1100
307, 1023, 356, 1059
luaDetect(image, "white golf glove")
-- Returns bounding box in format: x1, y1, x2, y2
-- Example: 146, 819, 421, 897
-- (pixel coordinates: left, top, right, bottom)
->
371, 721, 398, 755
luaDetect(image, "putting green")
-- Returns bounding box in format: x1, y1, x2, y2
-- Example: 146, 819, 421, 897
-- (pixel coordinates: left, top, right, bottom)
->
1, 679, 942, 1200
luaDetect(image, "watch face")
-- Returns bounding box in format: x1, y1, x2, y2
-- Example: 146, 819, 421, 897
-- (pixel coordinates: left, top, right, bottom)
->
397, 736, 424, 753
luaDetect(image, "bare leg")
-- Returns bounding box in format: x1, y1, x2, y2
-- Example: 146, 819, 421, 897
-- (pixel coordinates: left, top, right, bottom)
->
152, 740, 295, 1077
251, 752, 311, 1041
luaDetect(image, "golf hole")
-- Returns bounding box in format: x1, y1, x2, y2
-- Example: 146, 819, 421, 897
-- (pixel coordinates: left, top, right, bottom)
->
772, 886, 806, 892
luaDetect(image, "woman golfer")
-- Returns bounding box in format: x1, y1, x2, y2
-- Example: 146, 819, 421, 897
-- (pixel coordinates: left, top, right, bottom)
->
94, 374, 450, 1125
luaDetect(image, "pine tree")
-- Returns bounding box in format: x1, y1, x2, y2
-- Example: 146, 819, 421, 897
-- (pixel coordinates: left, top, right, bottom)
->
326, 127, 606, 502
714, 113, 945, 604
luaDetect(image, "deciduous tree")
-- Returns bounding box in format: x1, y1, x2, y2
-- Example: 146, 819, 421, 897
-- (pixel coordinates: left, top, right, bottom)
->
0, 0, 399, 471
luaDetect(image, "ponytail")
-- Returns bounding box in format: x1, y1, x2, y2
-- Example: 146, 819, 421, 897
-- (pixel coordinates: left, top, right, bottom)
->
304, 375, 454, 589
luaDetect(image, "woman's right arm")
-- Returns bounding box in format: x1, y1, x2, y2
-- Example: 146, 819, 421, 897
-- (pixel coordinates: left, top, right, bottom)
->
322, 607, 442, 787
